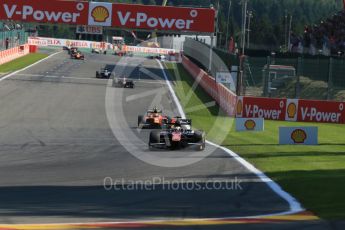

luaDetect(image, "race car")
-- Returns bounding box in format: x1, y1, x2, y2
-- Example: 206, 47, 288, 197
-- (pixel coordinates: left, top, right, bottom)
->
71, 51, 85, 60
92, 48, 107, 55
138, 108, 169, 129
68, 47, 78, 55
148, 118, 206, 151
96, 68, 112, 79
113, 77, 134, 88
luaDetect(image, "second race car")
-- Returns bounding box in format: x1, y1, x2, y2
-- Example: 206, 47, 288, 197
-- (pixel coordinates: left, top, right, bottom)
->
138, 108, 169, 129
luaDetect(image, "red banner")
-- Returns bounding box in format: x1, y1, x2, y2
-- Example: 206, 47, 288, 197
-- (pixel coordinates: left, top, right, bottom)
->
0, 0, 215, 33
236, 96, 286, 121
297, 99, 345, 124
112, 4, 215, 33
0, 0, 89, 25
237, 97, 345, 124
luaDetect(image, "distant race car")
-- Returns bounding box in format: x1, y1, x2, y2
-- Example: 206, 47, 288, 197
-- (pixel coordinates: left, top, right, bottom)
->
68, 47, 78, 55
113, 77, 134, 88
71, 51, 85, 60
96, 68, 112, 79
148, 118, 206, 151
138, 108, 170, 129
92, 48, 107, 55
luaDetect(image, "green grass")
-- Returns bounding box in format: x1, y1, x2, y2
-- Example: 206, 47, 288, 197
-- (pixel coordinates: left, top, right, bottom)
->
165, 62, 345, 220
0, 53, 48, 73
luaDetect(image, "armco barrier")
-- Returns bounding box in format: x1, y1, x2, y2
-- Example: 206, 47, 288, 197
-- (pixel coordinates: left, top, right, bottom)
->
181, 55, 237, 116
0, 44, 30, 65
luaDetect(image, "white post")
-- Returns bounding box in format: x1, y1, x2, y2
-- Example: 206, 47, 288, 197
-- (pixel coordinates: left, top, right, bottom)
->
241, 0, 248, 55
225, 0, 232, 49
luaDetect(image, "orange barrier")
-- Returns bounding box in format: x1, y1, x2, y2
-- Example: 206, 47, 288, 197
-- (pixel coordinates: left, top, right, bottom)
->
0, 44, 30, 65
181, 55, 237, 116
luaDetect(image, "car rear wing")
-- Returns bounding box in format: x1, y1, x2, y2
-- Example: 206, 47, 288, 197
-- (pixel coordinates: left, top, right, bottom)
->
168, 118, 192, 126
147, 110, 163, 114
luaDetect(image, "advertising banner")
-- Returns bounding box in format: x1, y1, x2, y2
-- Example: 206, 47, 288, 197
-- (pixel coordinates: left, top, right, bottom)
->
297, 99, 345, 124
28, 37, 111, 49
28, 38, 48, 46
76, 25, 103, 35
112, 4, 215, 33
123, 46, 176, 55
279, 127, 318, 145
0, 0, 89, 25
216, 72, 232, 84
285, 99, 299, 122
236, 118, 264, 132
88, 2, 112, 27
0, 1, 215, 33
236, 96, 286, 121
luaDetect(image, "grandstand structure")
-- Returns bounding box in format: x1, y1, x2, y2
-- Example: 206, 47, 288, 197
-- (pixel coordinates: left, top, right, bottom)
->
0, 21, 28, 51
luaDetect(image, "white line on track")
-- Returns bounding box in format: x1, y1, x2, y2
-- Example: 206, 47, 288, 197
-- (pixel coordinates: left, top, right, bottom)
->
0, 51, 63, 82
156, 60, 304, 216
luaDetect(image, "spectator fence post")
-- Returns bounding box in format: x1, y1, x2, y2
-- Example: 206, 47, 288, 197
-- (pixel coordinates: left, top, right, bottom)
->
295, 57, 303, 98
263, 56, 271, 97
327, 57, 333, 100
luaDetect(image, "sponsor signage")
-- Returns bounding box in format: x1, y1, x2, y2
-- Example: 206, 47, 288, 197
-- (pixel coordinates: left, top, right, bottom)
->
236, 96, 286, 121
28, 37, 111, 49
0, 0, 89, 25
216, 72, 232, 84
88, 2, 112, 27
279, 127, 318, 145
297, 99, 345, 124
0, 1, 215, 33
28, 38, 48, 46
76, 25, 103, 35
112, 4, 215, 33
123, 46, 176, 55
238, 96, 345, 124
285, 99, 299, 121
236, 118, 264, 132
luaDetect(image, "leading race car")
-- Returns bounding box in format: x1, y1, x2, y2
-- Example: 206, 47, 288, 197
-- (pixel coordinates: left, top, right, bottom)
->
96, 68, 112, 79
71, 51, 85, 60
148, 118, 206, 151
138, 108, 169, 129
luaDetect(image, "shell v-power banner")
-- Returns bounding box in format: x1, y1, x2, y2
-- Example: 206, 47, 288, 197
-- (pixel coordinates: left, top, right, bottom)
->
0, 0, 215, 33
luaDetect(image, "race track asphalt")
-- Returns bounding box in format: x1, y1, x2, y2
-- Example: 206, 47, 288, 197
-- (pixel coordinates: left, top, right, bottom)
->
0, 51, 335, 229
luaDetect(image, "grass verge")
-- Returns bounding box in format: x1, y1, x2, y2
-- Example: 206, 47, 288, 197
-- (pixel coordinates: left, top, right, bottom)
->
0, 53, 48, 74
165, 62, 345, 220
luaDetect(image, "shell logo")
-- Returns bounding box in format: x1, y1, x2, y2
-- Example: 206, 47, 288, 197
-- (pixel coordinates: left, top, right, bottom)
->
91, 6, 110, 23
291, 129, 307, 144
287, 102, 297, 118
236, 100, 243, 116
244, 120, 256, 130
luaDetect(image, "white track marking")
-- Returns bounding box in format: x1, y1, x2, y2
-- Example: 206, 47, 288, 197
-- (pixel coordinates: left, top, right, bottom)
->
156, 60, 304, 214
0, 51, 62, 82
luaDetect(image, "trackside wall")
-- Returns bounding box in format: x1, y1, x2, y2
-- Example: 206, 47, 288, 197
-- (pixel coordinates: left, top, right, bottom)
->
0, 44, 30, 65
181, 54, 237, 116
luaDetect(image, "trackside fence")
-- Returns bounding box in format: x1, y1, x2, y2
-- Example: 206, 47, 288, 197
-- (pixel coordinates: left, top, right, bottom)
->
181, 54, 345, 124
